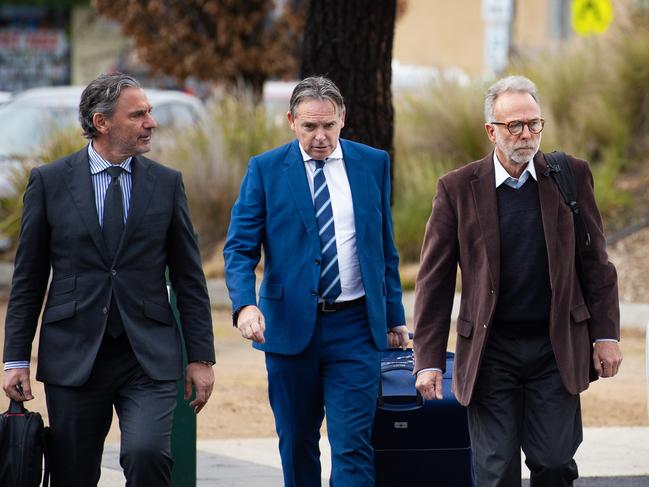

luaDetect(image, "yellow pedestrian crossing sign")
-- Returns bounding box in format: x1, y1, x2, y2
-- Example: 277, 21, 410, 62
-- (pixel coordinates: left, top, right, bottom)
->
572, 0, 614, 36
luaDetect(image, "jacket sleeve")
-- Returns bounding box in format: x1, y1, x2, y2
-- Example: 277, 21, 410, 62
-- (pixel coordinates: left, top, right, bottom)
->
413, 178, 459, 372
3, 168, 51, 362
570, 157, 620, 341
223, 157, 266, 321
381, 151, 406, 328
166, 172, 215, 363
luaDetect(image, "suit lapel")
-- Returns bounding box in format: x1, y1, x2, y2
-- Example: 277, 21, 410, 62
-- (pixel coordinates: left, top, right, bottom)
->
65, 147, 111, 265
470, 153, 500, 290
284, 141, 320, 244
340, 140, 368, 244
534, 151, 560, 276
119, 156, 156, 254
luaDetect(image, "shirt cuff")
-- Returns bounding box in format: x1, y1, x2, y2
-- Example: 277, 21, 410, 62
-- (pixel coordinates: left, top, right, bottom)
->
416, 367, 442, 376
4, 361, 30, 371
594, 338, 618, 343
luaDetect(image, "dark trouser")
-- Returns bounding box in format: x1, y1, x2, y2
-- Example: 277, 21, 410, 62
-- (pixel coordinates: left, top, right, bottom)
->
265, 302, 380, 487
468, 329, 582, 487
45, 333, 177, 487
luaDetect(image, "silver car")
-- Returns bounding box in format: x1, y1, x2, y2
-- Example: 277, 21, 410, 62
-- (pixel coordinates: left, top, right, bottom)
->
0, 86, 207, 198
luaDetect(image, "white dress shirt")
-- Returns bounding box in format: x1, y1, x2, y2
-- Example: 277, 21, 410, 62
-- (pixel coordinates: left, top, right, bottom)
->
493, 152, 537, 188
299, 141, 365, 302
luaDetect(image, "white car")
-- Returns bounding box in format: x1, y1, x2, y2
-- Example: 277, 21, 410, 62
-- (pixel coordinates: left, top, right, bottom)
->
0, 86, 206, 197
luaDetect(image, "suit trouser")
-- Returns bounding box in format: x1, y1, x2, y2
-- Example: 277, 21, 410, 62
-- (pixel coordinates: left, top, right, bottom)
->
467, 328, 582, 487
44, 332, 177, 487
265, 302, 380, 487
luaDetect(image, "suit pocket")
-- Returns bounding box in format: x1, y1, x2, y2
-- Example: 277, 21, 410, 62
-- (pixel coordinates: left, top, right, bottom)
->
456, 317, 474, 338
143, 300, 174, 326
570, 303, 591, 323
259, 281, 283, 300
49, 275, 75, 296
42, 301, 76, 324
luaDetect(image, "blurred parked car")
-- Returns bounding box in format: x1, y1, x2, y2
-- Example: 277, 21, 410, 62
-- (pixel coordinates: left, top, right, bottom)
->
0, 86, 207, 252
0, 86, 206, 196
0, 92, 11, 106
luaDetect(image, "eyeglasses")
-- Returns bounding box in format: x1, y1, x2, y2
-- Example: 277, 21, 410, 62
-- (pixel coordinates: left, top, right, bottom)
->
490, 118, 545, 135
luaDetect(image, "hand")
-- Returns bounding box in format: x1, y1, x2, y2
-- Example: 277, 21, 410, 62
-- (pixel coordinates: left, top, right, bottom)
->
237, 305, 266, 343
387, 325, 410, 349
2, 368, 33, 402
415, 369, 443, 400
593, 341, 623, 378
184, 362, 215, 414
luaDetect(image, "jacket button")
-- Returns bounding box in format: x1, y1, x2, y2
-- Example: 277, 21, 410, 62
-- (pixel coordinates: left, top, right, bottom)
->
489, 289, 494, 295
483, 323, 488, 328
315, 259, 320, 265
102, 306, 108, 314
311, 290, 317, 296
111, 269, 117, 276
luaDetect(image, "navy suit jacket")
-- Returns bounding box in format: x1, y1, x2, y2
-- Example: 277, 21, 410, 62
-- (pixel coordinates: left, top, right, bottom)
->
3, 147, 215, 386
224, 138, 405, 354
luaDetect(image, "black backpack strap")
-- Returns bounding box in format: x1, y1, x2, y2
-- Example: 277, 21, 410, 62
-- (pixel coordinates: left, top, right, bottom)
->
42, 426, 50, 487
544, 151, 592, 252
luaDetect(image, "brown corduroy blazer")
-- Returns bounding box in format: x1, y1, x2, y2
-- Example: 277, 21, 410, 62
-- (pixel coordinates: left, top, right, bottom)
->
413, 151, 620, 406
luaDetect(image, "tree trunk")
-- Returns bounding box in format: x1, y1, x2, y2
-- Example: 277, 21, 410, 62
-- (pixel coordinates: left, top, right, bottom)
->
300, 0, 397, 199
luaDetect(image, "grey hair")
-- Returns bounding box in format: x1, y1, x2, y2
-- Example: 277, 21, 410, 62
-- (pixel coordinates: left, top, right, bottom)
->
484, 75, 540, 123
289, 76, 345, 118
79, 73, 141, 139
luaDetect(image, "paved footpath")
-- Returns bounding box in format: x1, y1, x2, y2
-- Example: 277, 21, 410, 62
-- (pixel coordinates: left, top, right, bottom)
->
97, 426, 649, 486
0, 265, 645, 485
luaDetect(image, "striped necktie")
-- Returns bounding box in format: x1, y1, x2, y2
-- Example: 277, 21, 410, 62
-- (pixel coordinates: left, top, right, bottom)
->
313, 160, 341, 303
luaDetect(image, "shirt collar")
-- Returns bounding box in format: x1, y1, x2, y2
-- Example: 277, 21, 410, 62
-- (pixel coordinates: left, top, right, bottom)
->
493, 151, 537, 188
88, 142, 133, 175
298, 140, 343, 163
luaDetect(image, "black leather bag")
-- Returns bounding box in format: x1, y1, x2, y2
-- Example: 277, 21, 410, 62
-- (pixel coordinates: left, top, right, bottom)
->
0, 399, 49, 487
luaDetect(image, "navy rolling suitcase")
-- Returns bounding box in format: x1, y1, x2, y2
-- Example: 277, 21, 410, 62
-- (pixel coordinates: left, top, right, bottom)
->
372, 348, 474, 486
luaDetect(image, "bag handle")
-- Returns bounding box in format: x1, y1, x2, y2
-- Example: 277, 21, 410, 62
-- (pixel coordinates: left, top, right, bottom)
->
8, 398, 26, 414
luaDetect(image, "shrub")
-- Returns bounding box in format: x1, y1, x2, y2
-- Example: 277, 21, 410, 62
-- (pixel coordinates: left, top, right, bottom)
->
149, 90, 292, 251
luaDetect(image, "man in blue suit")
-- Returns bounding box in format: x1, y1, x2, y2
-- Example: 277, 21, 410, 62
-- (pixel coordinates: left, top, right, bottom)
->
224, 76, 408, 486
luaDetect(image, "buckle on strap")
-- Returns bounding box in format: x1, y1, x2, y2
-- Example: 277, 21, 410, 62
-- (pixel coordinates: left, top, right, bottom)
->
319, 301, 338, 313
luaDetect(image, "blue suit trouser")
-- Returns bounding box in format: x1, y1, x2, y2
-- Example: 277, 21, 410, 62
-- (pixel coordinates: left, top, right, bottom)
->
265, 302, 380, 487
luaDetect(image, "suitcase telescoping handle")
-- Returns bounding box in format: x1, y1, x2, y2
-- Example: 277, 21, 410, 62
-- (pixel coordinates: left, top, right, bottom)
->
377, 362, 424, 410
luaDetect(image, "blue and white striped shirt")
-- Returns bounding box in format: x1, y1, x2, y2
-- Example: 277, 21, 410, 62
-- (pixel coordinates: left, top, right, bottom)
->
88, 143, 133, 226
4, 143, 133, 371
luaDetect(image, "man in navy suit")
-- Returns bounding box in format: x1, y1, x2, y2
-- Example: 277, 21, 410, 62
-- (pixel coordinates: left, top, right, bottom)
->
2, 73, 215, 486
224, 76, 408, 486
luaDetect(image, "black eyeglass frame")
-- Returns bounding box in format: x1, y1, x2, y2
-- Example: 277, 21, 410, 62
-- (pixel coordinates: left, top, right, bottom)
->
490, 118, 545, 135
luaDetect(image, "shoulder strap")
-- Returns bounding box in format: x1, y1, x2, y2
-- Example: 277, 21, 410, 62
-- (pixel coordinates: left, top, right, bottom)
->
544, 151, 592, 253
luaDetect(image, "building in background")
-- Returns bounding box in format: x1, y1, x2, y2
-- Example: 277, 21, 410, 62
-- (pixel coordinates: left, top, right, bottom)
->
0, 6, 71, 92
393, 0, 641, 78
0, 1, 646, 93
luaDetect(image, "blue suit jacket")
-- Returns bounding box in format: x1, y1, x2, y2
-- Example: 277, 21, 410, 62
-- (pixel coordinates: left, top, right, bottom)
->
224, 138, 406, 354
